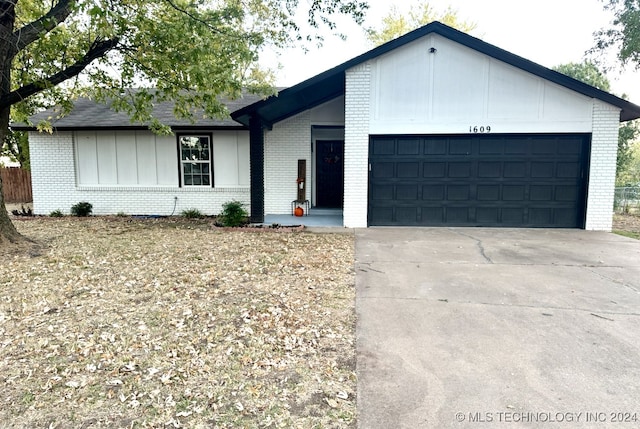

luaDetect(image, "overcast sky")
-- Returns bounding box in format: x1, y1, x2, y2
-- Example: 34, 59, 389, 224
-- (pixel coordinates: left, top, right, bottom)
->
266, 0, 640, 103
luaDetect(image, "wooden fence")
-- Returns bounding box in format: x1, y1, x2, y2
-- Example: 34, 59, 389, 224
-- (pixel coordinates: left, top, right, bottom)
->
0, 167, 32, 203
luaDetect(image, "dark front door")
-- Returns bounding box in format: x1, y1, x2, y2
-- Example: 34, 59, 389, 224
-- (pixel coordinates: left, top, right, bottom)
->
368, 134, 590, 227
316, 140, 344, 208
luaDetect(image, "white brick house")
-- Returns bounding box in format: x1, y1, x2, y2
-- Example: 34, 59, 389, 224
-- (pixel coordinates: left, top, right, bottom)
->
19, 22, 640, 230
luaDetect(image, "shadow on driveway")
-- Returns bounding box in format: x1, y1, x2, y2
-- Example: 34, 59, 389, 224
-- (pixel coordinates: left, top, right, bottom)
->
356, 228, 640, 428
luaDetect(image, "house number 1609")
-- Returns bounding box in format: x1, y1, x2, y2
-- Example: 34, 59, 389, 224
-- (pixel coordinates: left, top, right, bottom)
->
469, 125, 491, 133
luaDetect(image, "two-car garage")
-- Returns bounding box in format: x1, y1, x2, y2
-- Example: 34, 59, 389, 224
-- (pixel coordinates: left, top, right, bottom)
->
368, 134, 590, 227
232, 22, 640, 230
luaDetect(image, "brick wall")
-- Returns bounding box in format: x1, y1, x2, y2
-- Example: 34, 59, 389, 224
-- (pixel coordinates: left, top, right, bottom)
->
29, 131, 249, 216
344, 63, 372, 228
585, 101, 620, 231
263, 112, 312, 214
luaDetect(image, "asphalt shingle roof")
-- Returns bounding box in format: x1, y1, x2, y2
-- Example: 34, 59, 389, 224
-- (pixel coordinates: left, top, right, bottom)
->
13, 92, 268, 131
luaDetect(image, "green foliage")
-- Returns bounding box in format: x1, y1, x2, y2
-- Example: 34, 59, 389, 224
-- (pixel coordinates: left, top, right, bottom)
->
553, 62, 611, 92
553, 61, 640, 180
49, 209, 64, 217
1, 130, 30, 169
70, 202, 93, 217
2, 0, 369, 132
618, 142, 640, 185
116, 211, 127, 217
218, 201, 248, 227
181, 208, 204, 219
593, 0, 640, 68
367, 2, 476, 46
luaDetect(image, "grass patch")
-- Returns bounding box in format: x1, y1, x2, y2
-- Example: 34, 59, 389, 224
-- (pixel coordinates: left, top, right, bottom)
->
613, 230, 640, 240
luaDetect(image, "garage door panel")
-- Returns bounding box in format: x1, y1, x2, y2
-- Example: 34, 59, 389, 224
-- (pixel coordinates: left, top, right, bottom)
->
555, 209, 578, 226
373, 162, 394, 178
479, 139, 504, 154
504, 162, 527, 177
530, 185, 553, 201
397, 162, 420, 178
372, 185, 393, 200
369, 134, 589, 227
529, 208, 553, 224
397, 185, 419, 200
372, 139, 395, 155
446, 207, 472, 223
449, 139, 472, 155
476, 207, 500, 223
422, 185, 445, 200
531, 162, 554, 178
396, 207, 418, 223
556, 186, 578, 202
505, 140, 528, 154
422, 207, 444, 223
477, 185, 500, 201
478, 162, 502, 177
398, 139, 421, 155
424, 162, 446, 177
447, 185, 470, 201
370, 207, 393, 224
449, 163, 472, 177
425, 139, 447, 155
503, 185, 526, 201
557, 162, 580, 178
502, 208, 525, 224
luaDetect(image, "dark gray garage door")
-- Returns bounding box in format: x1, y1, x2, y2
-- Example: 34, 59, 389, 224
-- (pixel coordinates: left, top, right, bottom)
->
368, 134, 590, 227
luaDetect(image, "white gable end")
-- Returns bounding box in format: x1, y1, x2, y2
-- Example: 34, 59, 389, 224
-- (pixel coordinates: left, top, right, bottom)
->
369, 34, 596, 134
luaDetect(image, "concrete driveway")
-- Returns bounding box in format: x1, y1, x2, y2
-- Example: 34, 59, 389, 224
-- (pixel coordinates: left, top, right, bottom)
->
356, 228, 640, 428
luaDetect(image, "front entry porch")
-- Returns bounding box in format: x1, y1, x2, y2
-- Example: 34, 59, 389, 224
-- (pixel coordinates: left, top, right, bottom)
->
264, 208, 343, 227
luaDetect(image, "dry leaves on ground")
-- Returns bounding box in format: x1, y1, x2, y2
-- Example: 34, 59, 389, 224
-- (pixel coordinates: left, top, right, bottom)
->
0, 217, 355, 428
613, 213, 640, 234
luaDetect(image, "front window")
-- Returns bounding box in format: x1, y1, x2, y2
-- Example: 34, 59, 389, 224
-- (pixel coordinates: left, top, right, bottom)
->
179, 135, 212, 186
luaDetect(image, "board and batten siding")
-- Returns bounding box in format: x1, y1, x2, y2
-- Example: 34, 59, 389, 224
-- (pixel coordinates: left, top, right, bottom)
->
369, 34, 594, 135
29, 130, 250, 216
75, 130, 249, 187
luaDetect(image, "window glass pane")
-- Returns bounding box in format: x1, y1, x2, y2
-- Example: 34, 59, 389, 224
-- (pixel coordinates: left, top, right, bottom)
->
180, 135, 212, 186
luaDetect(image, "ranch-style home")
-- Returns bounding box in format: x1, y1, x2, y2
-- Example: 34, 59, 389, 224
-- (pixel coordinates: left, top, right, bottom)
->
16, 22, 640, 229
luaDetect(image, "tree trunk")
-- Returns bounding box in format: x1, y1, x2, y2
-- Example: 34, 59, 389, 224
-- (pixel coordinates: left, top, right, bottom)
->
0, 2, 27, 246
0, 173, 23, 245
0, 106, 24, 246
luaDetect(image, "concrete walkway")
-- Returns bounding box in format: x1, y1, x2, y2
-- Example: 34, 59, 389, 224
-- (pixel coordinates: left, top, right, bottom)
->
356, 228, 640, 428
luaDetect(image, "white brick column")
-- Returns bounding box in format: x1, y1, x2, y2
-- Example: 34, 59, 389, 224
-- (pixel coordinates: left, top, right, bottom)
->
585, 101, 620, 231
29, 131, 76, 215
344, 63, 371, 228
263, 112, 312, 214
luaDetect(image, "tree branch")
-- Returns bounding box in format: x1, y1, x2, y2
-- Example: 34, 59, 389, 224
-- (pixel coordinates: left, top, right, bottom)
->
12, 0, 76, 51
0, 37, 119, 109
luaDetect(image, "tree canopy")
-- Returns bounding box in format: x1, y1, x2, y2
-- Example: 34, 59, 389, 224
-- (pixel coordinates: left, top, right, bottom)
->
0, 0, 368, 245
593, 0, 640, 69
553, 61, 639, 181
366, 2, 476, 46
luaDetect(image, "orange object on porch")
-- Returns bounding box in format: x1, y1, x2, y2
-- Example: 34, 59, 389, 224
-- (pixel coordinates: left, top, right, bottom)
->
294, 206, 304, 217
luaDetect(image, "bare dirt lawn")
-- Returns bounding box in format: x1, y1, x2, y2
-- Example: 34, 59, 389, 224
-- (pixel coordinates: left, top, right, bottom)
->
613, 213, 640, 239
0, 217, 355, 428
